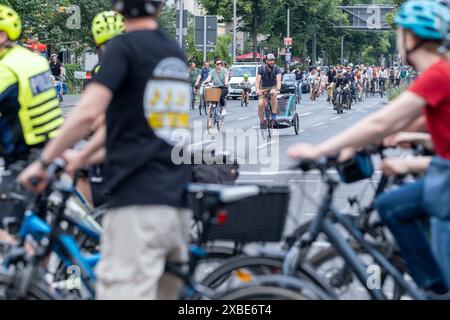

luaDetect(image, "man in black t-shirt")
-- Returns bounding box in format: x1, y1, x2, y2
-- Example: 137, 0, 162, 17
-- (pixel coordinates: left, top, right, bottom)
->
49, 54, 63, 80
255, 53, 281, 129
20, 0, 192, 300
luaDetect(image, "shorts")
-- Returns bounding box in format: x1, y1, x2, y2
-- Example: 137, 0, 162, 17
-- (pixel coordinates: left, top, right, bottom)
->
258, 86, 278, 100
96, 205, 191, 300
242, 88, 251, 94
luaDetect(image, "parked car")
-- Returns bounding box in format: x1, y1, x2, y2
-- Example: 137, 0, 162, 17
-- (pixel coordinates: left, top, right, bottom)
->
281, 74, 296, 94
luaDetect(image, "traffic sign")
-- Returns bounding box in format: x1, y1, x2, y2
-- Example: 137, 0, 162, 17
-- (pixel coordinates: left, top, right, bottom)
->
195, 16, 218, 52
284, 37, 293, 47
285, 52, 292, 64
74, 71, 87, 79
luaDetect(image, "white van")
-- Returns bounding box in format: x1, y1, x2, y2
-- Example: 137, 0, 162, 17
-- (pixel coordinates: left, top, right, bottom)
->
228, 63, 261, 100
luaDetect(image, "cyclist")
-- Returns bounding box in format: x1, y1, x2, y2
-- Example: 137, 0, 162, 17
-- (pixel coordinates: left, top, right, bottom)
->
344, 65, 356, 101
288, 0, 450, 297
20, 0, 192, 300
331, 69, 349, 108
195, 60, 211, 111
63, 10, 125, 208
294, 66, 303, 96
308, 67, 320, 100
189, 62, 199, 109
255, 53, 281, 129
379, 66, 388, 94
0, 5, 63, 233
240, 73, 252, 104
203, 58, 229, 116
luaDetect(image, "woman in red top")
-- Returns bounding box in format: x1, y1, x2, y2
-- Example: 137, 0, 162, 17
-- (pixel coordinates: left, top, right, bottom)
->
288, 0, 450, 297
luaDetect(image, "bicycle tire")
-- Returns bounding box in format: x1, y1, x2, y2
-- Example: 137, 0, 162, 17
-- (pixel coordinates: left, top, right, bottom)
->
217, 285, 310, 300
199, 255, 335, 297
310, 244, 407, 300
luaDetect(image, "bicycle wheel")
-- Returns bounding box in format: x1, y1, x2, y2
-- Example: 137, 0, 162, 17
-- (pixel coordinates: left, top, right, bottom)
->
310, 245, 408, 300
0, 270, 60, 300
217, 112, 225, 133
207, 103, 214, 134
293, 113, 300, 135
217, 285, 310, 300
265, 108, 273, 139
199, 255, 335, 298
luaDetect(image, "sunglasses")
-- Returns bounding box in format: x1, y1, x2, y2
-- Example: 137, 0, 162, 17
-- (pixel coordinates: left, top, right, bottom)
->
216, 62, 222, 66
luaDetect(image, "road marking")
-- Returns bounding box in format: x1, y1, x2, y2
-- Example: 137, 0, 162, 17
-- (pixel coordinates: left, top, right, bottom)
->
241, 170, 383, 176
257, 140, 275, 150
312, 122, 325, 127
331, 116, 340, 121
238, 179, 275, 183
187, 139, 212, 149
238, 116, 251, 121
299, 112, 313, 117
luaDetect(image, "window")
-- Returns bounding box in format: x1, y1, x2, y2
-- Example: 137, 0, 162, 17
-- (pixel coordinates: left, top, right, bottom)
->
230, 66, 257, 78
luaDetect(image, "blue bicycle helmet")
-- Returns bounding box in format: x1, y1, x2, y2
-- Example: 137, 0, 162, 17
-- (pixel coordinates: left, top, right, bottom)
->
395, 0, 450, 40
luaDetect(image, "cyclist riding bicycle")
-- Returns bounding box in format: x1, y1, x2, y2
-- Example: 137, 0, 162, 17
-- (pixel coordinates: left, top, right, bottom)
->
332, 69, 350, 107
194, 61, 211, 110
20, 0, 193, 300
240, 73, 252, 102
0, 5, 63, 232
255, 53, 281, 129
203, 58, 229, 116
288, 0, 450, 297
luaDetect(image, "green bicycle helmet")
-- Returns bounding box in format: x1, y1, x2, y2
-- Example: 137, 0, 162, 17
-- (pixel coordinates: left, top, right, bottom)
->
0, 5, 21, 41
243, 74, 249, 80
394, 0, 450, 41
92, 11, 125, 46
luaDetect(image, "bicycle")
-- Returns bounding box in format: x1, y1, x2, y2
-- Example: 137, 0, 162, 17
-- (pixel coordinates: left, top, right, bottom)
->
0, 160, 100, 300
295, 80, 302, 105
191, 85, 196, 111
240, 87, 250, 108
261, 92, 276, 139
204, 86, 225, 134
379, 79, 386, 98
198, 84, 207, 116
278, 156, 428, 300
333, 86, 345, 114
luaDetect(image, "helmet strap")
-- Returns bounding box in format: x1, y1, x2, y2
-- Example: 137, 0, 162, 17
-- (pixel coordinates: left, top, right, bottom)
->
403, 29, 427, 66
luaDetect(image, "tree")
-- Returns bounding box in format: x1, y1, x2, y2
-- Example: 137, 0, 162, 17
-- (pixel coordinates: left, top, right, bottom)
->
199, 0, 273, 61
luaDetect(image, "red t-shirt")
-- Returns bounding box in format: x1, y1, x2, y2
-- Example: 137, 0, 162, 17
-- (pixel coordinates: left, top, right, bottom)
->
408, 59, 450, 159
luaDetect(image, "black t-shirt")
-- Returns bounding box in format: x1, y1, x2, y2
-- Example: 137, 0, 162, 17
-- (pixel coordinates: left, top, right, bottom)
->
294, 71, 302, 81
50, 62, 62, 77
258, 65, 281, 88
333, 76, 349, 88
93, 29, 192, 209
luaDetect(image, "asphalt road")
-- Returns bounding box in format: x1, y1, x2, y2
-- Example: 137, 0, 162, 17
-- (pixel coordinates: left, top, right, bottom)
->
62, 92, 388, 233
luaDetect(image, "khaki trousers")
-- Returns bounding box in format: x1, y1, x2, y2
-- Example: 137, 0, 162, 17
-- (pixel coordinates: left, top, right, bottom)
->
96, 205, 190, 300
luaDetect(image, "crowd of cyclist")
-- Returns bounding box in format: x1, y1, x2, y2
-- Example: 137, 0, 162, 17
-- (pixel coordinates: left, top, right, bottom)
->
0, 0, 450, 300
291, 64, 416, 105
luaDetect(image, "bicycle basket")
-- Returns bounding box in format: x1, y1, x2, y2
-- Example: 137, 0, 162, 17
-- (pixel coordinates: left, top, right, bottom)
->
336, 151, 374, 184
205, 185, 290, 243
204, 88, 222, 103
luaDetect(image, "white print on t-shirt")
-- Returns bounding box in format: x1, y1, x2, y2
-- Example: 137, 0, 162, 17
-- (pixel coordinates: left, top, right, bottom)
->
143, 58, 191, 146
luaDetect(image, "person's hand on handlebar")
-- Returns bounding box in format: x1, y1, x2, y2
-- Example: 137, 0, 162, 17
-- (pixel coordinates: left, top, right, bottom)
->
380, 158, 413, 177
383, 132, 433, 150
18, 160, 48, 194
288, 143, 322, 160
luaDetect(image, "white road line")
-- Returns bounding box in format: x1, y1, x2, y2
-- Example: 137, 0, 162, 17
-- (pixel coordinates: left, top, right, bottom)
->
256, 140, 275, 150
238, 116, 251, 121
312, 122, 325, 127
331, 116, 340, 121
240, 170, 383, 176
299, 112, 313, 117
187, 139, 212, 149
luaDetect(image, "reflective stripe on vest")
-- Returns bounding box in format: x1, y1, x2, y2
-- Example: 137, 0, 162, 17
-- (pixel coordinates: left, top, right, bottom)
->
0, 46, 63, 146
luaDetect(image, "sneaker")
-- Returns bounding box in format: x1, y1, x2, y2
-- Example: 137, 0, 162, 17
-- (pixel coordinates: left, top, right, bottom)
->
260, 121, 266, 129
221, 109, 227, 116
271, 112, 277, 121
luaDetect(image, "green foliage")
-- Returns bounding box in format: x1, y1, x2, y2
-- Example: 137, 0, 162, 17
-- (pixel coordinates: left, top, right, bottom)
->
387, 83, 407, 101
64, 62, 83, 94
159, 2, 177, 39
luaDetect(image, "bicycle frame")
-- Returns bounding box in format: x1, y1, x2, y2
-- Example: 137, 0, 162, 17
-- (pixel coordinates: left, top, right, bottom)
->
283, 169, 426, 300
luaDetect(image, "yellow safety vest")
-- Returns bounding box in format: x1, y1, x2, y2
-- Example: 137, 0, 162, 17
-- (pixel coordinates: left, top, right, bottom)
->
0, 46, 63, 146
